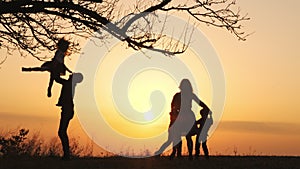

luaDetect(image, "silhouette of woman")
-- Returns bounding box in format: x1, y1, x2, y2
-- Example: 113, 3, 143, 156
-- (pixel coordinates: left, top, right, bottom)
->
176, 79, 207, 160
155, 79, 206, 160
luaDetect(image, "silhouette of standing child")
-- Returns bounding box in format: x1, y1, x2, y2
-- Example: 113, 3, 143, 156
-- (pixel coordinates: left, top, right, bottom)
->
195, 105, 213, 159
155, 92, 182, 158
169, 92, 182, 159
22, 38, 72, 97
55, 73, 83, 160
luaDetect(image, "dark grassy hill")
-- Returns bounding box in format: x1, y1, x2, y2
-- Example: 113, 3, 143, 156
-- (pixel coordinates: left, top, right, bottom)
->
1, 156, 299, 169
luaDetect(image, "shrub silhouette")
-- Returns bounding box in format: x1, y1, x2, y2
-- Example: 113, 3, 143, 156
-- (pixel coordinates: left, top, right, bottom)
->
0, 128, 94, 157
0, 128, 31, 157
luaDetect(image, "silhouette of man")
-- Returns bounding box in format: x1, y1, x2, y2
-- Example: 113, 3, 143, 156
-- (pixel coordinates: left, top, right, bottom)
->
55, 73, 83, 160
195, 106, 213, 159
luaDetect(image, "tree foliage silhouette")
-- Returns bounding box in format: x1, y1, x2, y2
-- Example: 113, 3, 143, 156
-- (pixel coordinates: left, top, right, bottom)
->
0, 0, 249, 62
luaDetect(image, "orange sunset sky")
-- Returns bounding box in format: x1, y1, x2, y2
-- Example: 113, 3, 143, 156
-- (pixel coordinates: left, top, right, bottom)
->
0, 0, 299, 156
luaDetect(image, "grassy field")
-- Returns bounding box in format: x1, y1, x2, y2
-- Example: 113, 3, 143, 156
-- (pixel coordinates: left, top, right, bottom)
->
0, 156, 299, 169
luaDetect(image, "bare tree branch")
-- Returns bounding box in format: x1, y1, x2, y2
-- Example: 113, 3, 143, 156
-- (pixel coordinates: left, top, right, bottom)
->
0, 0, 250, 63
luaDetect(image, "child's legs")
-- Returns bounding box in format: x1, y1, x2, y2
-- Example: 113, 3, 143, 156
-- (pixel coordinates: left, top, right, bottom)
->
171, 140, 182, 156
170, 146, 176, 157
195, 134, 201, 156
23, 61, 54, 72
22, 67, 49, 72
176, 140, 182, 156
202, 141, 209, 157
156, 130, 173, 154
185, 135, 193, 157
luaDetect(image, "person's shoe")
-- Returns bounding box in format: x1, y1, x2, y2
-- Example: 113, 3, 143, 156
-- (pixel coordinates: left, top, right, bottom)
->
169, 154, 175, 160
153, 151, 161, 158
47, 92, 52, 98
153, 154, 161, 159
22, 67, 31, 72
61, 155, 70, 161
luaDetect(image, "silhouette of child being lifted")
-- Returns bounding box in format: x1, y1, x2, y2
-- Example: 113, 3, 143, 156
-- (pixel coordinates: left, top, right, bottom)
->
22, 38, 72, 97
